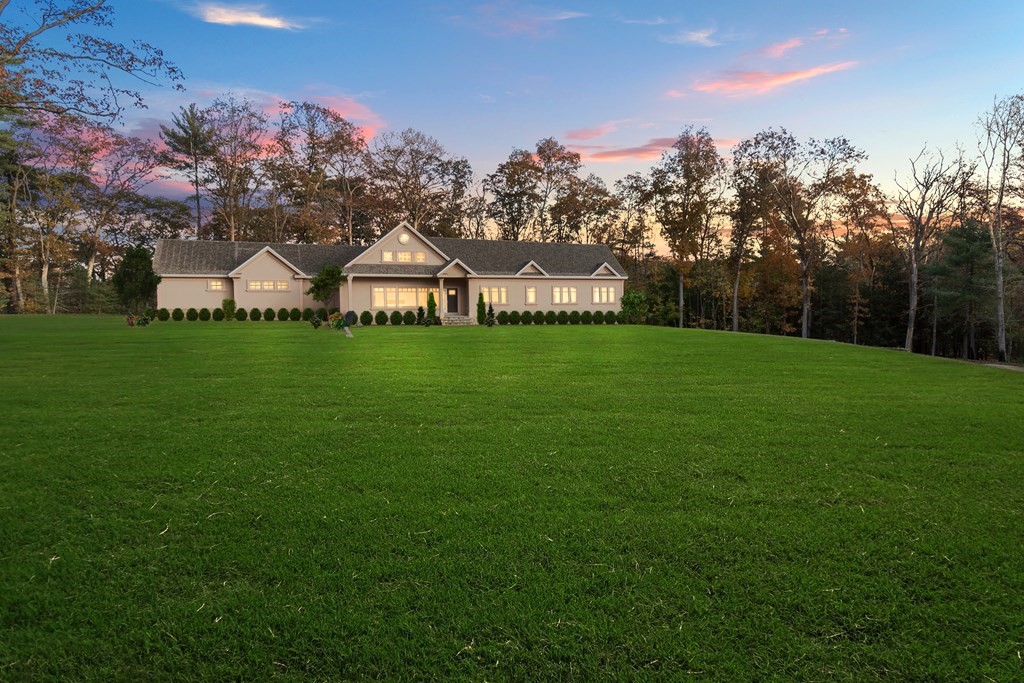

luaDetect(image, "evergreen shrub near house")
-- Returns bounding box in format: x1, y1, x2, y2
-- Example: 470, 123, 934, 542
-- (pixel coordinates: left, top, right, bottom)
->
533, 311, 544, 325
302, 308, 314, 321
360, 311, 373, 326
278, 307, 289, 322
235, 308, 248, 321
345, 311, 358, 327
497, 310, 509, 325
476, 292, 486, 324
222, 299, 236, 321
289, 308, 302, 321
262, 308, 274, 321
144, 308, 156, 320
426, 292, 437, 323
416, 306, 425, 325
316, 307, 328, 320
250, 307, 262, 321
390, 311, 403, 326
508, 310, 521, 325
157, 308, 170, 321
213, 308, 225, 321
557, 311, 569, 325
199, 308, 211, 321
592, 310, 605, 325
605, 311, 617, 324
520, 311, 532, 325
485, 303, 496, 327
569, 311, 581, 325
376, 310, 389, 326
581, 311, 592, 324
309, 316, 322, 329
186, 307, 199, 321
545, 311, 557, 325
403, 310, 416, 326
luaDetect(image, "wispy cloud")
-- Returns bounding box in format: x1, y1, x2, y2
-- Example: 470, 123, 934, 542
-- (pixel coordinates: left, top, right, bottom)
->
188, 3, 309, 30
763, 37, 803, 59
620, 16, 669, 26
449, 3, 587, 37
473, 94, 497, 104
571, 135, 736, 162
693, 61, 858, 95
565, 120, 622, 141
660, 28, 720, 47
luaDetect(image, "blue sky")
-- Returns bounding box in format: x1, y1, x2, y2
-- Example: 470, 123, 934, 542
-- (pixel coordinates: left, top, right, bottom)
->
108, 0, 1024, 194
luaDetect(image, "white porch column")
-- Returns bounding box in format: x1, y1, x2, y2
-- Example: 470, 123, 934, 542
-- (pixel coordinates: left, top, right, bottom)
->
439, 277, 446, 315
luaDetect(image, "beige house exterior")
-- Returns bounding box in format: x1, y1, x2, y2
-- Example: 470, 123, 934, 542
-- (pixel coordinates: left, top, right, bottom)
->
154, 223, 627, 321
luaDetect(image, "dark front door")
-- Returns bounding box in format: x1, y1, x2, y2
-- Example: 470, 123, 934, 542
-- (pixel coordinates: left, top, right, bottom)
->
446, 288, 459, 314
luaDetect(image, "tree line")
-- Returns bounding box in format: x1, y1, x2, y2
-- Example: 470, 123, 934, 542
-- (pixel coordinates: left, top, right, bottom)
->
0, 1, 1020, 361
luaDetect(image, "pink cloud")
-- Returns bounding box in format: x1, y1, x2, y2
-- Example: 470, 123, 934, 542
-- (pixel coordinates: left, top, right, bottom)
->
694, 61, 857, 95
141, 178, 196, 200
665, 89, 687, 99
763, 37, 803, 59
572, 136, 739, 162
565, 122, 618, 141
450, 2, 586, 37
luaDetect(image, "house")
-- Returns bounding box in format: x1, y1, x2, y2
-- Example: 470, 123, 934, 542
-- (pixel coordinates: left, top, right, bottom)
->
153, 223, 626, 321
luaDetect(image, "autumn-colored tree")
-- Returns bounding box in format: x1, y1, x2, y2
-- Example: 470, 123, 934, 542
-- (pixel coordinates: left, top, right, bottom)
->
485, 149, 541, 240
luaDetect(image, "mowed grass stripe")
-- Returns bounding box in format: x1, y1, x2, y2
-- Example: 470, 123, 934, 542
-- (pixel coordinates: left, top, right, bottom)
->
1, 316, 1022, 680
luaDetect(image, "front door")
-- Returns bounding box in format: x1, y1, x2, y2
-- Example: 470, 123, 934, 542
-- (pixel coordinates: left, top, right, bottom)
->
446, 288, 459, 314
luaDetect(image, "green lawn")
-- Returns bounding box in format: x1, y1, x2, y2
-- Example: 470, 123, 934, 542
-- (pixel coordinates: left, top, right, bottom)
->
2, 316, 1022, 681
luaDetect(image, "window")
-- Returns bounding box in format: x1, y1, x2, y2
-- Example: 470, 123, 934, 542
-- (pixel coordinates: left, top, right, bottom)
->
371, 287, 440, 309
248, 280, 288, 292
415, 252, 426, 263
481, 287, 507, 305
552, 286, 576, 304
382, 251, 394, 262
525, 286, 537, 305
208, 280, 224, 291
593, 286, 616, 304
398, 251, 412, 263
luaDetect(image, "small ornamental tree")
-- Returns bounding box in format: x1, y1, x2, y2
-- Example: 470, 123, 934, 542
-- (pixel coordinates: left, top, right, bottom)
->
306, 264, 344, 313
112, 245, 161, 312
485, 303, 496, 327
426, 292, 437, 323
477, 292, 486, 324
619, 290, 649, 325
222, 299, 236, 320
416, 306, 425, 325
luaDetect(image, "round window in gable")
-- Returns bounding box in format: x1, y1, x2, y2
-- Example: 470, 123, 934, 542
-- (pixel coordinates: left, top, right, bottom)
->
398, 233, 410, 244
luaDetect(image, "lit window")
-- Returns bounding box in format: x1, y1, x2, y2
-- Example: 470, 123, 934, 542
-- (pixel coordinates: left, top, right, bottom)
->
553, 287, 577, 304
209, 280, 224, 291
482, 287, 507, 305
398, 251, 412, 263
398, 287, 418, 308
593, 286, 615, 304
415, 252, 426, 263
276, 281, 289, 291
373, 287, 385, 308
526, 286, 537, 305
382, 251, 394, 262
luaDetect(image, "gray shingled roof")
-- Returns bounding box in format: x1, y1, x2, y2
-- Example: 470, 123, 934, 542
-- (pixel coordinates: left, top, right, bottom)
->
154, 237, 626, 278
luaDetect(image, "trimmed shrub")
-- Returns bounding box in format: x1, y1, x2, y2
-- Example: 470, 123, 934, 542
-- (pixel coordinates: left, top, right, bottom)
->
310, 316, 322, 329
476, 292, 486, 324
360, 310, 373, 326
403, 310, 416, 326
497, 310, 509, 325
157, 308, 170, 321
186, 307, 199, 321
416, 306, 425, 325
545, 311, 557, 325
568, 311, 581, 325
581, 310, 592, 324
277, 307, 289, 322
144, 307, 156, 320
376, 310, 389, 326
289, 307, 302, 321
235, 308, 248, 321
605, 310, 617, 324
520, 310, 532, 325
508, 310, 521, 325
485, 303, 496, 327
222, 299, 236, 321
263, 307, 275, 321
199, 307, 211, 321
213, 308, 225, 321
316, 307, 328, 320
250, 307, 262, 321
345, 311, 358, 327
592, 310, 605, 325
302, 307, 314, 321
426, 292, 437, 322
557, 311, 569, 325
533, 311, 545, 325
390, 311, 403, 325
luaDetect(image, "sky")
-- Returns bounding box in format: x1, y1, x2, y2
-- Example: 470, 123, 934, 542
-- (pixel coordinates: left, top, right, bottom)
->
89, 0, 1024, 197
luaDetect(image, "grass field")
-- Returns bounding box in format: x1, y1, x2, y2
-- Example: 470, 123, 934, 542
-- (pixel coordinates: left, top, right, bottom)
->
2, 316, 1023, 681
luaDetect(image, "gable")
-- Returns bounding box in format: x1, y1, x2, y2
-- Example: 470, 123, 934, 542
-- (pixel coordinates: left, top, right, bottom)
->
437, 259, 476, 277
515, 260, 549, 277
591, 262, 619, 277
346, 223, 448, 268
230, 248, 303, 280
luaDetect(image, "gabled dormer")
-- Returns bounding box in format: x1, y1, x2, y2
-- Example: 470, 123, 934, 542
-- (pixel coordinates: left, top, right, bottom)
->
229, 246, 306, 278
345, 222, 449, 268
515, 260, 549, 277
437, 258, 477, 278
591, 262, 620, 277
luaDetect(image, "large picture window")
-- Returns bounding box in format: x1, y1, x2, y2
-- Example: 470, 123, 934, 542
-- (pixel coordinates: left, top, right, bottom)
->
372, 287, 439, 309
482, 287, 508, 305
248, 280, 288, 292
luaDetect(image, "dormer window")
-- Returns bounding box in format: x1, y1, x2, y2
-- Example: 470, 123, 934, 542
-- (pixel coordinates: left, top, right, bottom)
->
382, 251, 394, 262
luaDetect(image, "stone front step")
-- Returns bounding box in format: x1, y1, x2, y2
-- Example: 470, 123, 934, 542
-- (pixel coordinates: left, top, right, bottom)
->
442, 314, 476, 326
